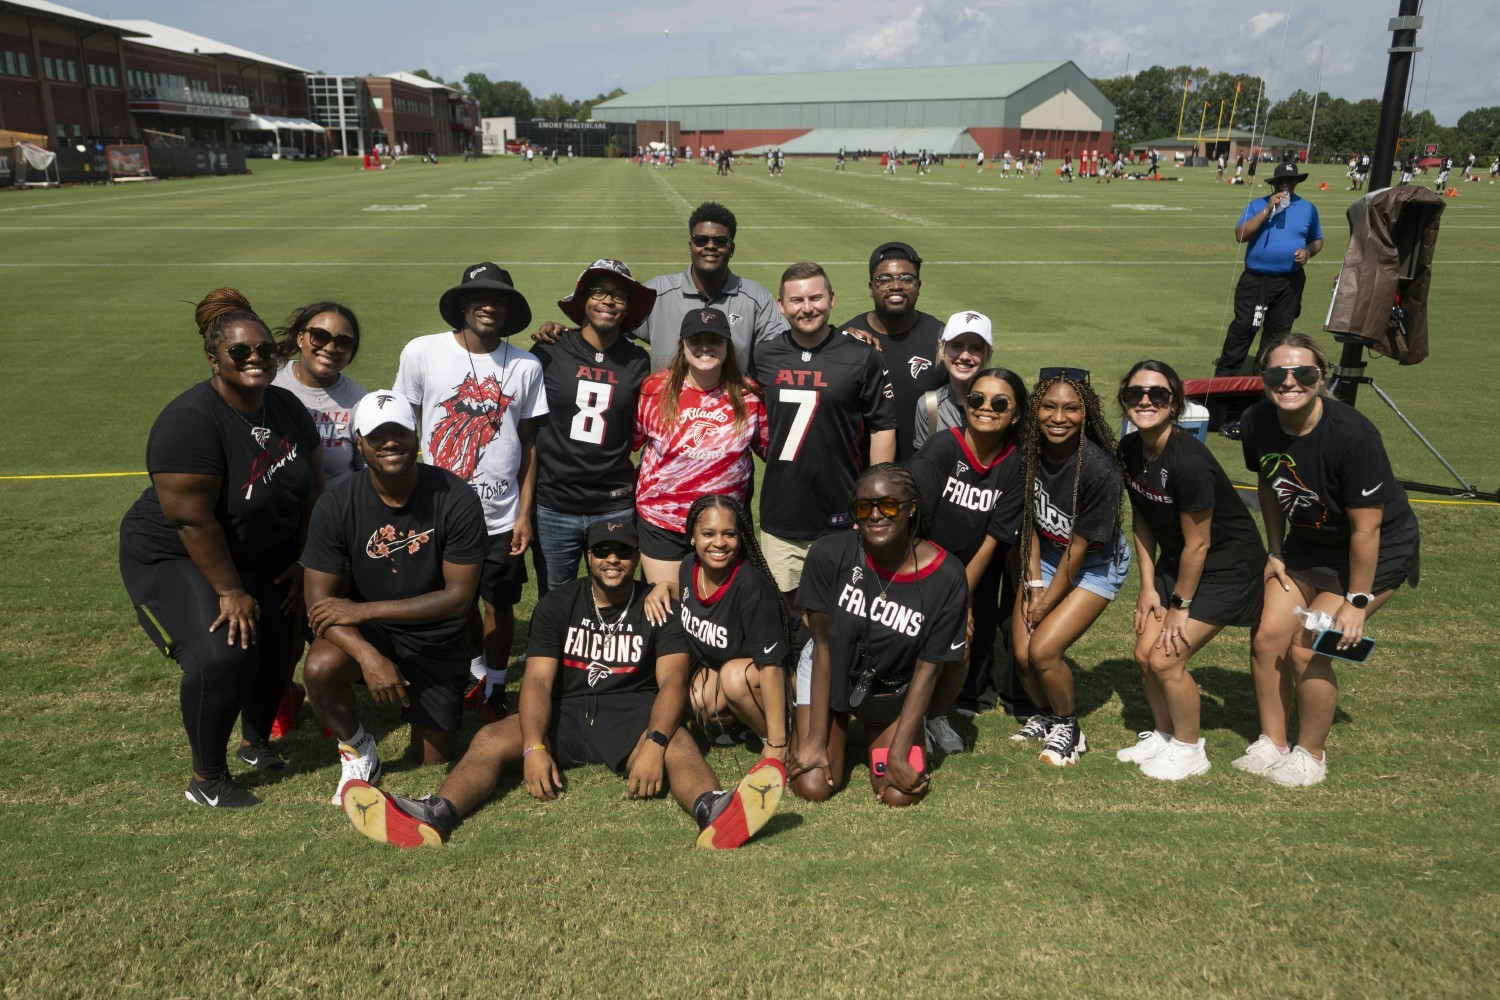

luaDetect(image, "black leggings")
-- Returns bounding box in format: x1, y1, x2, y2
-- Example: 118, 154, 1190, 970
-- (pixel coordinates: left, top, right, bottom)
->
120, 551, 296, 780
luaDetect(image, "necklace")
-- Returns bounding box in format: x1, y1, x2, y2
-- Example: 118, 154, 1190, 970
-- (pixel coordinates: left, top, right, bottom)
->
593, 584, 633, 634
217, 384, 270, 448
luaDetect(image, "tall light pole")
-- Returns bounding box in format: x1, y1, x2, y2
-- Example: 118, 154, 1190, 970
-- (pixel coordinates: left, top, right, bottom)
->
663, 29, 671, 150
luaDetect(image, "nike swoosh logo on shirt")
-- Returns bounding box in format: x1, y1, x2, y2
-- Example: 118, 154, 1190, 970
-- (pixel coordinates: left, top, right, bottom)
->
1361, 484, 1383, 497
951, 641, 965, 650
763, 644, 777, 654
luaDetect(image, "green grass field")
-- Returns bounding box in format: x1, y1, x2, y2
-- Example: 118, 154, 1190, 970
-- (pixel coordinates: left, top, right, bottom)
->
2, 155, 1497, 998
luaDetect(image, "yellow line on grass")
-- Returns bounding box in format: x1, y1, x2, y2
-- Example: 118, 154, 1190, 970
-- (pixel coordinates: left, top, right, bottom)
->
1, 472, 147, 480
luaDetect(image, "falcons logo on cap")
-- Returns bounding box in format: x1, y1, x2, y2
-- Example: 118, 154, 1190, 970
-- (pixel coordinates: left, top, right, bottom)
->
587, 662, 613, 687
375, 393, 397, 408
965, 312, 982, 324
909, 357, 933, 378
699, 309, 718, 324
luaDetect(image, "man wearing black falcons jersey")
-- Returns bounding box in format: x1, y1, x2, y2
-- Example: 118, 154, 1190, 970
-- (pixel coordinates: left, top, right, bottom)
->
838, 242, 947, 462
750, 261, 897, 602
340, 520, 786, 850
530, 259, 655, 595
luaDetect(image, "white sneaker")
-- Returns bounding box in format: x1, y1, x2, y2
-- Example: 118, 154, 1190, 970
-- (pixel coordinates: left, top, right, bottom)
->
925, 716, 965, 755
332, 734, 381, 806
1140, 738, 1211, 781
1231, 735, 1288, 775
1264, 746, 1328, 787
1116, 730, 1170, 764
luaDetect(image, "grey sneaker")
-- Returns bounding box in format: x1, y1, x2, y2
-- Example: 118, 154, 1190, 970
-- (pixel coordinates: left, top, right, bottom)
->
1010, 715, 1051, 742
1264, 746, 1328, 787
1116, 731, 1170, 764
1231, 735, 1288, 775
185, 775, 260, 809
925, 716, 965, 755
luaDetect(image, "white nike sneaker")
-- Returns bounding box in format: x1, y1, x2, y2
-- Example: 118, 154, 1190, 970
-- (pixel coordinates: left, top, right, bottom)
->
1264, 746, 1328, 787
1139, 738, 1211, 781
1116, 730, 1170, 764
1231, 735, 1288, 776
332, 734, 382, 806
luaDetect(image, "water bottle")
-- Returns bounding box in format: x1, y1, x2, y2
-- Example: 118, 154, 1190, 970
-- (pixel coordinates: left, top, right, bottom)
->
1292, 605, 1333, 632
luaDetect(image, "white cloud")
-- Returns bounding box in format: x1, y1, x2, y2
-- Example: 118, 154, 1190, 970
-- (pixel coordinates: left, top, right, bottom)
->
1249, 12, 1285, 38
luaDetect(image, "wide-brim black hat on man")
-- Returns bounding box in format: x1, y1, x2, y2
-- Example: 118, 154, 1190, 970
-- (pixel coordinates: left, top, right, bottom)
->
557, 258, 658, 334
439, 261, 532, 335
1268, 162, 1309, 185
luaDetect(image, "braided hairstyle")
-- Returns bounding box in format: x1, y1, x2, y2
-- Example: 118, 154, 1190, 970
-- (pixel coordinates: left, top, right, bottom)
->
275, 300, 362, 364
195, 287, 267, 354
1016, 373, 1126, 583
848, 462, 932, 539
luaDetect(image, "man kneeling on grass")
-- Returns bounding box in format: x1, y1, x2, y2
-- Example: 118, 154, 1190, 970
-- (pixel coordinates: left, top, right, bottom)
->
341, 520, 786, 849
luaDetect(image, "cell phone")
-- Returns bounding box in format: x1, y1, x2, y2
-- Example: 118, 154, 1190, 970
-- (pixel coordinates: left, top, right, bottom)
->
1312, 628, 1376, 664
870, 745, 927, 777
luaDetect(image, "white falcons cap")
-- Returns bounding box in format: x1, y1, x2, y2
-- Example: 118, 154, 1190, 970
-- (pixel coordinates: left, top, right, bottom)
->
941, 310, 994, 347
352, 390, 417, 438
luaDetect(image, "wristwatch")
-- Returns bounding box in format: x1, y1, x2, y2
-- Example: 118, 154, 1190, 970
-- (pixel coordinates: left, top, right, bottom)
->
645, 729, 670, 749
1345, 592, 1373, 610
1168, 592, 1193, 610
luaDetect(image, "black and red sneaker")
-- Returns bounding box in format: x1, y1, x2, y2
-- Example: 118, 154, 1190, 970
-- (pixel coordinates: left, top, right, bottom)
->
341, 780, 453, 848
695, 758, 787, 850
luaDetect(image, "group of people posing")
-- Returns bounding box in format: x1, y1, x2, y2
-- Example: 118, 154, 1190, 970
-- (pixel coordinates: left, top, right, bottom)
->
119, 201, 1419, 852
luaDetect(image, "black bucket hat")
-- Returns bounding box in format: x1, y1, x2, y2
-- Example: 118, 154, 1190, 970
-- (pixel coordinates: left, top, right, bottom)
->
438, 262, 532, 335
1268, 162, 1309, 184
557, 258, 658, 334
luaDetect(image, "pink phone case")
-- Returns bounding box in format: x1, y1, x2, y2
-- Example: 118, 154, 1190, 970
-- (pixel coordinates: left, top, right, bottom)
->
870, 745, 927, 776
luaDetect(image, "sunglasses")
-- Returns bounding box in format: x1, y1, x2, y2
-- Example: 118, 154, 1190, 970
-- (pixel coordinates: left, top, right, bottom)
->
872, 273, 918, 287
691, 234, 731, 248
965, 392, 1012, 413
586, 285, 630, 304
224, 343, 278, 364
850, 496, 911, 521
1122, 385, 1172, 408
303, 327, 357, 353
1261, 365, 1322, 388
1040, 366, 1090, 384
589, 543, 634, 559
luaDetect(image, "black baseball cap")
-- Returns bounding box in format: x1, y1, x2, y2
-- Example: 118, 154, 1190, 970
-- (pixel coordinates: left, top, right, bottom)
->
679, 307, 732, 340
586, 519, 639, 550
869, 241, 922, 276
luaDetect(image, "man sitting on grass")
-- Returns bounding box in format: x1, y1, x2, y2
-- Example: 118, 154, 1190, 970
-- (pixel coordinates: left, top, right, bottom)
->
341, 520, 786, 849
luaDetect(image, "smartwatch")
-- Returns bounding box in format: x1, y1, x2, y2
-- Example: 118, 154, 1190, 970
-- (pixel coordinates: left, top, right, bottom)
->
1168, 592, 1193, 610
1345, 592, 1373, 610
645, 729, 670, 749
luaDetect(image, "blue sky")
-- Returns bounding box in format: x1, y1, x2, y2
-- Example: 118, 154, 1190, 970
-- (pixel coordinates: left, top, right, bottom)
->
97, 0, 1496, 124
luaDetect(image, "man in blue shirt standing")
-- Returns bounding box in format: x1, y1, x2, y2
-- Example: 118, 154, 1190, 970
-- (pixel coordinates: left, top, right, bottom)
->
1214, 162, 1324, 376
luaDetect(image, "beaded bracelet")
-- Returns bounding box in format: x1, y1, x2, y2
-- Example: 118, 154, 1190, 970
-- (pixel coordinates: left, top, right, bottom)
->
523, 743, 547, 757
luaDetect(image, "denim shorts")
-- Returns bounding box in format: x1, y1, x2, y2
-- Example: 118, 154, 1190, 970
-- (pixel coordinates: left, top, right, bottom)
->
1038, 535, 1130, 601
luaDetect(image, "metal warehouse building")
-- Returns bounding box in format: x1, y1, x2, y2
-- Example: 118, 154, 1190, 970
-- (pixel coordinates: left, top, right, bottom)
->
591, 60, 1115, 157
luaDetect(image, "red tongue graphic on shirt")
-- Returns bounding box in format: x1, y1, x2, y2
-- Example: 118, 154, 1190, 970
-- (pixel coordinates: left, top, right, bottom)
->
429, 373, 512, 481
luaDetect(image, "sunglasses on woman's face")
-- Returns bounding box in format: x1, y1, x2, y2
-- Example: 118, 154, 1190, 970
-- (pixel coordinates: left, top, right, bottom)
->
304, 327, 357, 353
1261, 365, 1322, 388
225, 343, 278, 364
965, 392, 1012, 413
850, 496, 911, 521
1122, 385, 1172, 408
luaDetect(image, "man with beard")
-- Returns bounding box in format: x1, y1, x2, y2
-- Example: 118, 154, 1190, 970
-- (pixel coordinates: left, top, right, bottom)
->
530, 259, 655, 595
300, 390, 489, 805
751, 262, 897, 602
836, 242, 947, 462
393, 263, 548, 719
339, 521, 787, 850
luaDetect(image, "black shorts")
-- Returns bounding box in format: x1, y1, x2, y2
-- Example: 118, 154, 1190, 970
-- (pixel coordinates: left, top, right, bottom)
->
357, 622, 470, 733
1284, 533, 1420, 597
1152, 565, 1263, 628
479, 531, 526, 606
637, 518, 691, 562
547, 693, 655, 775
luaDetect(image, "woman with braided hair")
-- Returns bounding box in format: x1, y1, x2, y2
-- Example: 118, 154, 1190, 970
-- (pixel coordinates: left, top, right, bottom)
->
1010, 369, 1128, 767
788, 463, 970, 807
646, 494, 797, 762
119, 288, 322, 807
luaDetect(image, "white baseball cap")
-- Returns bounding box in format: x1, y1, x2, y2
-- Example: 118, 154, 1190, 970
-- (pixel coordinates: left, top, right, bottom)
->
352, 390, 417, 438
941, 310, 993, 347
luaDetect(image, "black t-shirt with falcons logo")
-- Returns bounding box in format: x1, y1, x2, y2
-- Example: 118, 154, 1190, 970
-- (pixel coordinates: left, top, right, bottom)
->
907, 427, 1023, 562
1031, 438, 1123, 551
526, 578, 688, 700
796, 530, 969, 712
532, 328, 651, 514
836, 310, 945, 463
749, 329, 897, 539
675, 557, 788, 668
301, 464, 489, 658
1240, 398, 1417, 549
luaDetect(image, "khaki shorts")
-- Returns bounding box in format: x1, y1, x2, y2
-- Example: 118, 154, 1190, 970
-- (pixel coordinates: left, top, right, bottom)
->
760, 532, 815, 594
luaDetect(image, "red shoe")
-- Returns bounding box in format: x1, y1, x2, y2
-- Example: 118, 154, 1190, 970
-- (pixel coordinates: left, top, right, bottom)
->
463, 677, 510, 723
270, 682, 305, 740
696, 758, 787, 850
340, 780, 446, 848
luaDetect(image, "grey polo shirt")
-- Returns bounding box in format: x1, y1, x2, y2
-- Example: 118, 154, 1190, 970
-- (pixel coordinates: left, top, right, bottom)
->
637, 267, 788, 370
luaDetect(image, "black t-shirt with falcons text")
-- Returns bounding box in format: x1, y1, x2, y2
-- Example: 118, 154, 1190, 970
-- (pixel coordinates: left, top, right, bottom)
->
301, 464, 489, 657
1119, 430, 1264, 576
907, 428, 1023, 563
1031, 437, 1122, 551
796, 530, 969, 712
836, 310, 946, 463
1240, 398, 1417, 549
526, 578, 689, 700
675, 557, 789, 668
532, 328, 651, 513
749, 329, 897, 539
121, 380, 319, 569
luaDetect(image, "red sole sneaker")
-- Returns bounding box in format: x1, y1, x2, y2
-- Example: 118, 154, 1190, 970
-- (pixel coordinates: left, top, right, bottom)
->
270, 682, 305, 740
341, 780, 443, 848
696, 758, 787, 850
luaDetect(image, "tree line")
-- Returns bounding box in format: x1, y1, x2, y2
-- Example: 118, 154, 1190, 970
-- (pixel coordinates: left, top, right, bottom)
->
409, 69, 624, 123
1094, 65, 1499, 160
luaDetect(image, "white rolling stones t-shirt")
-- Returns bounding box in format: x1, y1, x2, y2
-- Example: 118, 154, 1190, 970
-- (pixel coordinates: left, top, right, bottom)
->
393, 333, 548, 535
